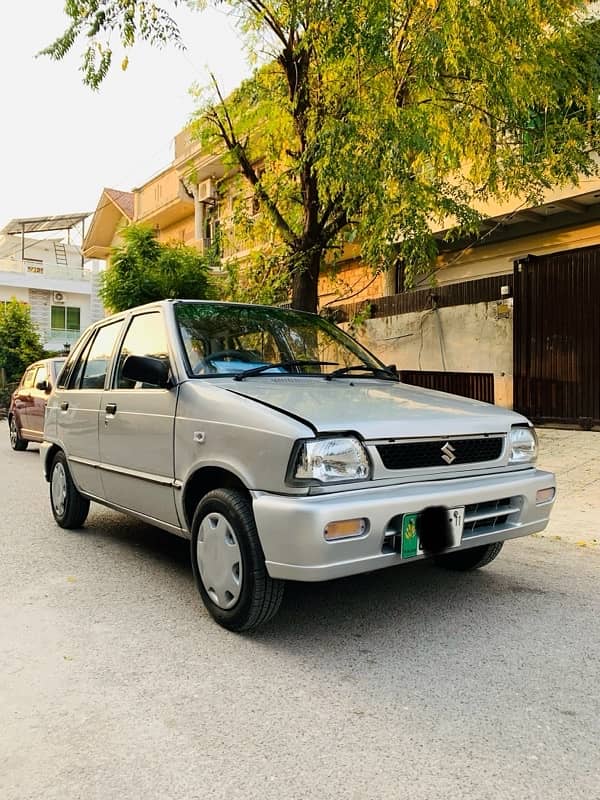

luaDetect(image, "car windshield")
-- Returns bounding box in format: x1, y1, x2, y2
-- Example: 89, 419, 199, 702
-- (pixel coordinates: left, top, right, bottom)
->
175, 302, 387, 378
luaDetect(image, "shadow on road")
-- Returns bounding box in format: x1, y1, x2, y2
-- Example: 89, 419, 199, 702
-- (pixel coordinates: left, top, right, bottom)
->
79, 507, 554, 652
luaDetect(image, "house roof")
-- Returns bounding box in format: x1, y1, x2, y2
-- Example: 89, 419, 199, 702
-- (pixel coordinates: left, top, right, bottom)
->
83, 187, 135, 259
1, 213, 90, 235
104, 188, 134, 220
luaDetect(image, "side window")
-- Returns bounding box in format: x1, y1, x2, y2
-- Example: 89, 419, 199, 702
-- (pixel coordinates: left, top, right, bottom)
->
70, 322, 123, 390
65, 336, 94, 390
22, 367, 36, 389
34, 366, 48, 388
115, 313, 171, 389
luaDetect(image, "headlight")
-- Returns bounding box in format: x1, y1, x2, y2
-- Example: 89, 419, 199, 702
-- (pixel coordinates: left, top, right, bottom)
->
289, 436, 371, 484
509, 425, 538, 464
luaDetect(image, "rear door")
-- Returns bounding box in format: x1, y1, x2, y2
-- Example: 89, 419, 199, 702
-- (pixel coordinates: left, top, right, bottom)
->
55, 320, 125, 498
98, 311, 180, 526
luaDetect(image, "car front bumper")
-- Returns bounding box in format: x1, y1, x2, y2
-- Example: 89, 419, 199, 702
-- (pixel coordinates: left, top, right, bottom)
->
252, 468, 556, 581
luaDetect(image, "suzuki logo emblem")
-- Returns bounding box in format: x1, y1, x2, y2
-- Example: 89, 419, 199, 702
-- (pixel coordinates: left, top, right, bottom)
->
441, 442, 456, 464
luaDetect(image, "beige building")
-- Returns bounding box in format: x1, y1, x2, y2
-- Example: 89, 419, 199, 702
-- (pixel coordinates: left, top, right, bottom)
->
83, 128, 600, 426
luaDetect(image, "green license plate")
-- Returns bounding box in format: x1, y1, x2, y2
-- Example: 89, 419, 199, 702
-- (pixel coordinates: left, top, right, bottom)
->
400, 507, 465, 558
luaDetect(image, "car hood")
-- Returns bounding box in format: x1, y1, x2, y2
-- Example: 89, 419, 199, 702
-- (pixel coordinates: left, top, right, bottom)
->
222, 377, 526, 439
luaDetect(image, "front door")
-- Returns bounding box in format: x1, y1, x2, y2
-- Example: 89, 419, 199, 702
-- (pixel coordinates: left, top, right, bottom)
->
13, 365, 36, 434
28, 364, 50, 438
98, 311, 180, 527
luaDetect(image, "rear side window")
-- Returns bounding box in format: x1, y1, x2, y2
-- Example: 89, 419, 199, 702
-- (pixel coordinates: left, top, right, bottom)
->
50, 360, 65, 384
69, 321, 124, 390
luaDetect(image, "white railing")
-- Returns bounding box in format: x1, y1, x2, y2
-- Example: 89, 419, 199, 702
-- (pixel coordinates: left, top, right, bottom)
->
0, 258, 92, 282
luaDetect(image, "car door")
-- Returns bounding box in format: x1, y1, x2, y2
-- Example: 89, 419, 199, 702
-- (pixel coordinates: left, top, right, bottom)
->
98, 310, 180, 527
28, 364, 50, 439
14, 366, 37, 434
54, 320, 125, 498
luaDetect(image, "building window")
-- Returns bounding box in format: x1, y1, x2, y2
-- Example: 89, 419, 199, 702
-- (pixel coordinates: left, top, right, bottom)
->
51, 305, 80, 332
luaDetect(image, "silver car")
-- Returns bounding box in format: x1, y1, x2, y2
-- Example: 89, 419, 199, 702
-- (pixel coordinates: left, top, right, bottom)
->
42, 300, 556, 630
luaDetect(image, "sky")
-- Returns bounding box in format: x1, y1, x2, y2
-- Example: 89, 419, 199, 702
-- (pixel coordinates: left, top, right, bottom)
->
0, 1, 251, 241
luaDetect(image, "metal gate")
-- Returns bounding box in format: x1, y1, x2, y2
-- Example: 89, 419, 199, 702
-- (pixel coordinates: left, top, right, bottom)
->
513, 247, 600, 429
400, 370, 495, 404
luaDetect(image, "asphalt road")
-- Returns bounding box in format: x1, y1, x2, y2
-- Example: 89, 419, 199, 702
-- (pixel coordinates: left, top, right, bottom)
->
1, 421, 599, 800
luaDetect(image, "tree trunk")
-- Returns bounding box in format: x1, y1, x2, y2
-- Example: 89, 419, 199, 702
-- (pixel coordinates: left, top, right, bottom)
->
291, 248, 321, 313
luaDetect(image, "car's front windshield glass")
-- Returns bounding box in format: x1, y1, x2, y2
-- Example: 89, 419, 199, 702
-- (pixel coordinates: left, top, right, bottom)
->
175, 302, 386, 378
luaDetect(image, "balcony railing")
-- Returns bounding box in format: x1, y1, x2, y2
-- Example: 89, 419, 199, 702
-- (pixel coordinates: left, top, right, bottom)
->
0, 258, 91, 282
46, 329, 82, 345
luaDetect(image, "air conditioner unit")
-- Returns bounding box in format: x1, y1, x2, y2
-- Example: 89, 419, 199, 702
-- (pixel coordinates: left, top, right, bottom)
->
53, 291, 65, 304
198, 179, 218, 203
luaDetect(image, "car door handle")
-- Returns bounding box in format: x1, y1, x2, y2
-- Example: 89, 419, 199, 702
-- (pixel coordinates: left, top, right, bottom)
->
105, 403, 117, 415
60, 401, 69, 411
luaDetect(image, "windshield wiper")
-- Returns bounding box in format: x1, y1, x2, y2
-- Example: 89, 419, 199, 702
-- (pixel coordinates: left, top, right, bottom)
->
233, 360, 339, 381
325, 364, 399, 381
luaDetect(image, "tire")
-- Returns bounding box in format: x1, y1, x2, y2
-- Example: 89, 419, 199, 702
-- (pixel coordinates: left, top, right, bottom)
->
190, 488, 284, 631
434, 541, 504, 571
9, 416, 27, 451
49, 451, 90, 529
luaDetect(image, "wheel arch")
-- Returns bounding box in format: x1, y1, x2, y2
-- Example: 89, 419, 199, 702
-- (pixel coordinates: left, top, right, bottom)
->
43, 443, 62, 482
182, 466, 250, 531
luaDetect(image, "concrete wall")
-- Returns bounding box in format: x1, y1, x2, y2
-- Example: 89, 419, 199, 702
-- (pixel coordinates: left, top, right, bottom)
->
350, 301, 514, 408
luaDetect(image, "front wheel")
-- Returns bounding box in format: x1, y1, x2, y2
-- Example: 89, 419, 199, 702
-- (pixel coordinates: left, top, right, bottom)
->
50, 451, 90, 529
9, 417, 27, 451
434, 541, 504, 571
191, 488, 284, 631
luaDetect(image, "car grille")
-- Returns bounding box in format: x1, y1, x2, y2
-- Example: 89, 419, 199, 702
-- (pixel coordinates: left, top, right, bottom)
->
376, 437, 503, 470
462, 497, 522, 537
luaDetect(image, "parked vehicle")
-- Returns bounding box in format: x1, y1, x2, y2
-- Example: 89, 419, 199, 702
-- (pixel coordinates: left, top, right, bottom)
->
9, 357, 65, 450
41, 300, 556, 630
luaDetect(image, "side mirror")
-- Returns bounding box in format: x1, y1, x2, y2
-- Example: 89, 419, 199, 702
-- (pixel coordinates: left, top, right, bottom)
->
385, 364, 398, 376
36, 380, 49, 392
121, 355, 171, 388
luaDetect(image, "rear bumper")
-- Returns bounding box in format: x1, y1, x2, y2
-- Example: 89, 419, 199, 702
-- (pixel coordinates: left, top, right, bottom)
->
252, 469, 555, 581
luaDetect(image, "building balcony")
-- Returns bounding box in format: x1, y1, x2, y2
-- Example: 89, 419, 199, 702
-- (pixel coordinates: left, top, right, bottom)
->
0, 258, 93, 294
47, 328, 82, 345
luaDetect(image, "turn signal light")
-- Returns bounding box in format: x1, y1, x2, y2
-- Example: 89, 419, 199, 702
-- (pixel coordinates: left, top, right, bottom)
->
324, 518, 368, 541
536, 487, 555, 505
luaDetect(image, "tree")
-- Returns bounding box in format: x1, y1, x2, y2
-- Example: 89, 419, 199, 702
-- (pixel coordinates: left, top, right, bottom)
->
100, 224, 213, 312
44, 1, 600, 312
0, 299, 45, 384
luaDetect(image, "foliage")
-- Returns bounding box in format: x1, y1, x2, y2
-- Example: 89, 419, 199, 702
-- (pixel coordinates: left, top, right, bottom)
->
46, 1, 600, 312
100, 224, 213, 312
0, 299, 45, 385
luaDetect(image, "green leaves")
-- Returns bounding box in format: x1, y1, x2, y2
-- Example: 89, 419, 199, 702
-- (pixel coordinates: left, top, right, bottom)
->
0, 300, 45, 384
41, 0, 184, 89
46, 0, 600, 305
100, 224, 213, 311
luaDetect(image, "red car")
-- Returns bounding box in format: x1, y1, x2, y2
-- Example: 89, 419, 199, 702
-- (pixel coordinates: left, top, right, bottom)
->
8, 357, 65, 451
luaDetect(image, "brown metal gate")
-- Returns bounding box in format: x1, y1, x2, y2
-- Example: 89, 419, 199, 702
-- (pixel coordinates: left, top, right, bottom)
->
513, 246, 600, 429
400, 370, 494, 404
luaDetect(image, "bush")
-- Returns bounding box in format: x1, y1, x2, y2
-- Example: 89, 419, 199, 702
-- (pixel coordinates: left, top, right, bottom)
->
0, 299, 45, 385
